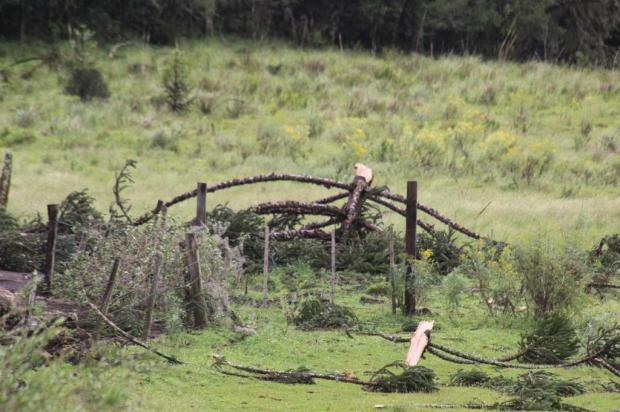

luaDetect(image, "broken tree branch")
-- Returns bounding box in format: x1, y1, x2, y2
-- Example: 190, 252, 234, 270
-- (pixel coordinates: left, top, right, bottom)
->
87, 302, 183, 364
340, 176, 368, 240
356, 330, 620, 373
212, 355, 370, 385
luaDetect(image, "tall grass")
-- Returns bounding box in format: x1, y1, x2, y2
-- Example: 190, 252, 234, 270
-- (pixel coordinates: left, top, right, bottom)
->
0, 38, 618, 246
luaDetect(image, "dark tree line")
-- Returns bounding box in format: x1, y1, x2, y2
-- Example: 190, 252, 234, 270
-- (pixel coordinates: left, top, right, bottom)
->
1, 0, 620, 65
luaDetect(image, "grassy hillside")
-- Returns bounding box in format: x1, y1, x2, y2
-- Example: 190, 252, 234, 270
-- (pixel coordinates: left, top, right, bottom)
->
1, 39, 619, 412
1, 38, 619, 244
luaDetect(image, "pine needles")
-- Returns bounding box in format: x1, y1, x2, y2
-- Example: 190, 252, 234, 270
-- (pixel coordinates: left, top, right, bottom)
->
365, 362, 438, 393
449, 369, 491, 386
519, 313, 579, 364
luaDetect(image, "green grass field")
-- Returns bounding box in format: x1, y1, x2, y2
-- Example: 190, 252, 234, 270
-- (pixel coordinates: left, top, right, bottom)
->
1, 38, 619, 411
1, 38, 619, 244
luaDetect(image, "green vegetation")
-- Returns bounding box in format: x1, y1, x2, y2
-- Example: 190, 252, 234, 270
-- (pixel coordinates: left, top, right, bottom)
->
1, 37, 620, 412
1, 39, 619, 245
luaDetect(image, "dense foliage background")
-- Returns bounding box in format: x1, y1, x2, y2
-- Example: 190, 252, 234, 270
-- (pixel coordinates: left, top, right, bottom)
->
1, 0, 620, 65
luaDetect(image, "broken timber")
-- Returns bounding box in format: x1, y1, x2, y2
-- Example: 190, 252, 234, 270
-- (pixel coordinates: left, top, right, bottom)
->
130, 168, 484, 243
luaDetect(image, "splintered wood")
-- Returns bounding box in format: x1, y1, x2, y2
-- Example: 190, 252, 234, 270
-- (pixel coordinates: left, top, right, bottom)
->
405, 320, 434, 366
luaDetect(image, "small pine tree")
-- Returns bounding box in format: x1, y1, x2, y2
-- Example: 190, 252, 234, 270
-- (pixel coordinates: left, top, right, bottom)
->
162, 50, 191, 112
519, 313, 579, 364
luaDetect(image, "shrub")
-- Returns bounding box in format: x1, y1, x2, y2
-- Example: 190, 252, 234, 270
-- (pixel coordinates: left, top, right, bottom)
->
1, 319, 130, 411
0, 207, 19, 230
366, 282, 390, 297
519, 313, 579, 364
292, 298, 357, 330
162, 50, 191, 112
366, 363, 437, 393
442, 272, 468, 314
510, 241, 587, 315
450, 369, 491, 386
58, 189, 103, 234
57, 222, 232, 334
491, 371, 587, 411
499, 141, 555, 187
150, 129, 180, 153
417, 229, 463, 275
0, 127, 37, 146
64, 67, 110, 101
455, 241, 522, 316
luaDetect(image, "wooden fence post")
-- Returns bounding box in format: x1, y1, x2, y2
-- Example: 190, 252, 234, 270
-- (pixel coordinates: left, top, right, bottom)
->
143, 253, 162, 340
403, 181, 417, 315
389, 227, 397, 315
42, 204, 59, 295
185, 232, 208, 328
330, 229, 336, 304
262, 224, 270, 305
95, 258, 121, 338
0, 152, 12, 208
196, 182, 207, 226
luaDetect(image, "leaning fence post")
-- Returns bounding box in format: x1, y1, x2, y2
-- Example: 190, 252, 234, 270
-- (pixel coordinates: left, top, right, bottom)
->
42, 204, 59, 295
330, 229, 336, 304
389, 227, 397, 315
403, 181, 417, 316
95, 258, 121, 339
0, 152, 12, 208
185, 232, 208, 328
262, 224, 270, 305
143, 253, 162, 340
196, 182, 207, 226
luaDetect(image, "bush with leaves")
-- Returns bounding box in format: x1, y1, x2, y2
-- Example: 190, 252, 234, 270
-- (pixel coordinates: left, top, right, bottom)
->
510, 240, 588, 315
417, 229, 463, 276
57, 221, 232, 334
442, 271, 468, 314
456, 241, 522, 316
519, 313, 579, 364
64, 67, 110, 101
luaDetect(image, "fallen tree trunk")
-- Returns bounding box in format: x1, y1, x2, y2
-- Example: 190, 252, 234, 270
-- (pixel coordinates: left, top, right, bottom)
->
340, 176, 368, 240
270, 229, 331, 240
357, 330, 620, 373
252, 201, 343, 218
213, 355, 370, 385
131, 173, 482, 242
